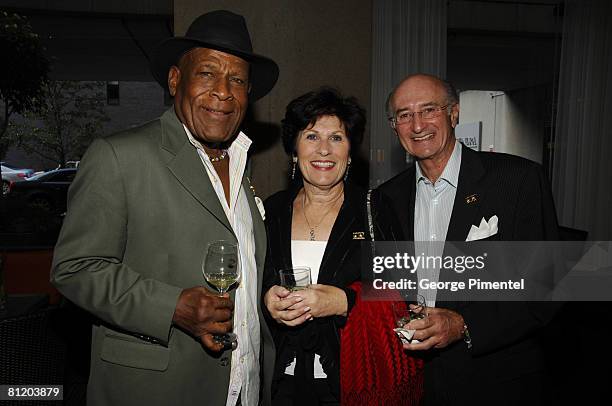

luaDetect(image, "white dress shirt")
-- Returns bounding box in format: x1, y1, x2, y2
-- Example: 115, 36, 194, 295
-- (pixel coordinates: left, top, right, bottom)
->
414, 140, 462, 306
184, 125, 260, 406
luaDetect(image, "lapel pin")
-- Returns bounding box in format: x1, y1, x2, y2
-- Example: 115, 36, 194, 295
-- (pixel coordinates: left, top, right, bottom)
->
465, 194, 478, 205
247, 177, 257, 195
352, 231, 365, 240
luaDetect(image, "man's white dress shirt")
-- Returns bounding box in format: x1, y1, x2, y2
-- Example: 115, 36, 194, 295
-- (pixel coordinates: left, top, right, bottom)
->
184, 125, 260, 406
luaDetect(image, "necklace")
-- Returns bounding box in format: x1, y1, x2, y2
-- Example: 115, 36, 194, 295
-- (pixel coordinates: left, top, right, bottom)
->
302, 192, 343, 241
209, 150, 228, 162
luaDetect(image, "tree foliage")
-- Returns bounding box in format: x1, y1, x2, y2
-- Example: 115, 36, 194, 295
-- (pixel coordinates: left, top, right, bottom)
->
9, 80, 109, 167
0, 11, 50, 157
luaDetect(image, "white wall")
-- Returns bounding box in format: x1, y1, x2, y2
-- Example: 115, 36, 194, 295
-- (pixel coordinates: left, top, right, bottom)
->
458, 90, 497, 152
459, 90, 543, 163
499, 93, 543, 163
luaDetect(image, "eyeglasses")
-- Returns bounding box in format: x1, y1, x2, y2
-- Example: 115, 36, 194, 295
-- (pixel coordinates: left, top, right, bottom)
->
388, 104, 453, 128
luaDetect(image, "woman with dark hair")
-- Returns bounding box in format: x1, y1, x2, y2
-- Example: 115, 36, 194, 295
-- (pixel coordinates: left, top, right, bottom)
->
263, 87, 423, 405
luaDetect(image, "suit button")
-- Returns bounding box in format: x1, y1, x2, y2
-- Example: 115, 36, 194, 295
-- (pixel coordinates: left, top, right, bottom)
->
220, 356, 230, 367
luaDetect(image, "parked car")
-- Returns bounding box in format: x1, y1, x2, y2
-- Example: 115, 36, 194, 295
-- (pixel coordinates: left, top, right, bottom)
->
7, 168, 77, 213
1, 164, 35, 195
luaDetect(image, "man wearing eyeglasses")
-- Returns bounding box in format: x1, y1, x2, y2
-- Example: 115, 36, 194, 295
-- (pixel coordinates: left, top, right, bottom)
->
379, 74, 559, 405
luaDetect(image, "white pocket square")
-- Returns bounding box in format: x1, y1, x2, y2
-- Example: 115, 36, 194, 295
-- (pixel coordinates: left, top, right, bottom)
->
466, 215, 498, 241
255, 196, 266, 221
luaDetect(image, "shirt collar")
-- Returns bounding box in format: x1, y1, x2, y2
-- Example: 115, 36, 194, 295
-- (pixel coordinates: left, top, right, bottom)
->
182, 124, 252, 158
415, 139, 462, 188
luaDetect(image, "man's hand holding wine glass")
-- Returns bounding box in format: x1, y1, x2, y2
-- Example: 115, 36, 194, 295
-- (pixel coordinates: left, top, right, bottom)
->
172, 287, 234, 352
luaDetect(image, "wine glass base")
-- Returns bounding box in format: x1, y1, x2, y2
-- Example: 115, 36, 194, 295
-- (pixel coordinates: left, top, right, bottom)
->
213, 333, 238, 351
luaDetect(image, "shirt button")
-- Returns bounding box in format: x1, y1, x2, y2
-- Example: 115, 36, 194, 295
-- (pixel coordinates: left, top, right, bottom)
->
430, 234, 437, 240
432, 199, 438, 205
242, 321, 246, 327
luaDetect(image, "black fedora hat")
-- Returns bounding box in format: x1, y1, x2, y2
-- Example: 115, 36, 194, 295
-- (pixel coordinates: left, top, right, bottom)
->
150, 10, 279, 101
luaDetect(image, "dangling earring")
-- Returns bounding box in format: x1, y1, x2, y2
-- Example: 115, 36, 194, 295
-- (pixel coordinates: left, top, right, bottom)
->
344, 158, 352, 181
291, 156, 297, 180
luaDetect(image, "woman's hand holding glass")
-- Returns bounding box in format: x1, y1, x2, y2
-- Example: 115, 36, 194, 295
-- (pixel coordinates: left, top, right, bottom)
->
285, 284, 348, 318
264, 284, 348, 326
264, 285, 312, 326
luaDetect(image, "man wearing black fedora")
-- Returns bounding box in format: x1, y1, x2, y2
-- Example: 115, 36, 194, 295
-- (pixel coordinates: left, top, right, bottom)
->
52, 10, 279, 406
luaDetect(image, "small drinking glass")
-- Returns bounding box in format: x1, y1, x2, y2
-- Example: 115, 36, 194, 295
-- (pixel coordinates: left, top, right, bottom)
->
279, 267, 312, 291
392, 295, 427, 344
392, 302, 411, 329
408, 294, 427, 320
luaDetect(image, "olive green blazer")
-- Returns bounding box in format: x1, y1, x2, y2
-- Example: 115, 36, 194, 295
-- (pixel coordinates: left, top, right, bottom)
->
51, 108, 273, 406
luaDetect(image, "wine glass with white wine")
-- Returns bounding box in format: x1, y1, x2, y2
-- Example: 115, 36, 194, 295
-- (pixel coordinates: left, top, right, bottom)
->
202, 240, 240, 350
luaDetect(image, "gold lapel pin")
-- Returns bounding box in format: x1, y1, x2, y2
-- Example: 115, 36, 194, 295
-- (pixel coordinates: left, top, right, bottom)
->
352, 231, 365, 240
247, 177, 257, 197
465, 194, 478, 204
